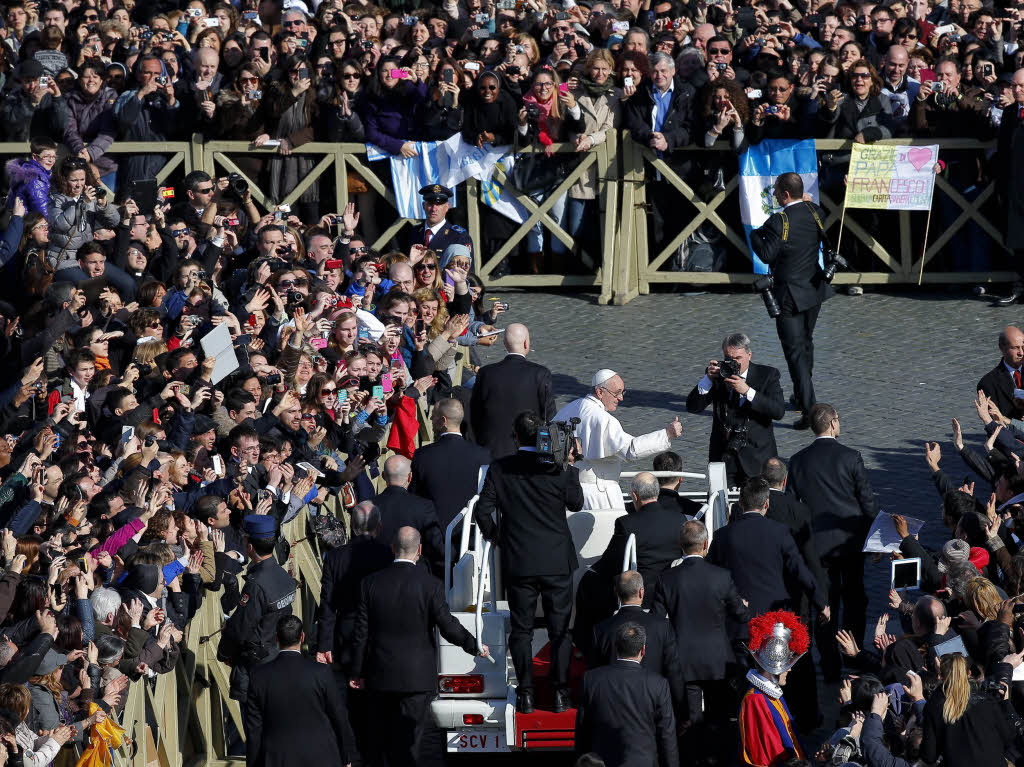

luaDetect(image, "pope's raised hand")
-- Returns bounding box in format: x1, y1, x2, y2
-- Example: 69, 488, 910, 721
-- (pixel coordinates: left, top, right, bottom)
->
666, 416, 683, 439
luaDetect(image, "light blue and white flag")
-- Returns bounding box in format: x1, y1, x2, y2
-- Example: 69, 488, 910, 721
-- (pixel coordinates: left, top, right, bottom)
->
738, 139, 819, 274
436, 134, 528, 224
364, 141, 453, 220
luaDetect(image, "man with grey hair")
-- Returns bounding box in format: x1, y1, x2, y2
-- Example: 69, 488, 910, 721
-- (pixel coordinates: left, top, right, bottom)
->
594, 473, 688, 608
686, 332, 785, 486
624, 48, 697, 259
376, 455, 443, 574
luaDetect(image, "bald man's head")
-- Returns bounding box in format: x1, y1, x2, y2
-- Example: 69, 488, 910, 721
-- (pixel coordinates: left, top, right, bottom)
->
504, 323, 530, 354
383, 454, 412, 486
1000, 325, 1024, 368
393, 525, 421, 558
631, 472, 660, 504
615, 570, 645, 604
884, 44, 908, 82
432, 397, 464, 434
1013, 68, 1024, 104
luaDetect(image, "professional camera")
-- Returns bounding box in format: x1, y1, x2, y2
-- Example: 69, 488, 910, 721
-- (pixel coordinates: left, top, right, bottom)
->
537, 417, 581, 470
227, 172, 249, 198
718, 358, 741, 379
822, 250, 848, 282
524, 103, 542, 121
753, 274, 781, 319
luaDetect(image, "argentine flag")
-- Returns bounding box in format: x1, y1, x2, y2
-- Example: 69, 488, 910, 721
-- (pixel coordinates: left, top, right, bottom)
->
365, 141, 453, 220
739, 139, 819, 274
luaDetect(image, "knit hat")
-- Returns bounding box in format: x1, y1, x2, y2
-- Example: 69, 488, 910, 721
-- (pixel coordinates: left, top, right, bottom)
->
937, 538, 970, 573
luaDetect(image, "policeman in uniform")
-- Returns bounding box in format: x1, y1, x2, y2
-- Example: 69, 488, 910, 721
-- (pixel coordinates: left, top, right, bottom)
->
218, 515, 297, 704
749, 172, 833, 431
406, 184, 472, 255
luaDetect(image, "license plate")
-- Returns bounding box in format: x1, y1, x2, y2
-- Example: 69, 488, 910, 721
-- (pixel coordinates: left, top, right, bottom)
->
446, 730, 508, 752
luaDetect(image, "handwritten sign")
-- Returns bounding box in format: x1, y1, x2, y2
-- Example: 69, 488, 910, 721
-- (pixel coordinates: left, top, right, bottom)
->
844, 144, 939, 211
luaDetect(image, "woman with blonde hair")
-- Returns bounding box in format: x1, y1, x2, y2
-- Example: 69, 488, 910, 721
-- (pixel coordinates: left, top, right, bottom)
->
921, 652, 1015, 767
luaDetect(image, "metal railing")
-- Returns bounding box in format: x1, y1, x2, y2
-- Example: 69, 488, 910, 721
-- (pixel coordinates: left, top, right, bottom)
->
0, 133, 1010, 306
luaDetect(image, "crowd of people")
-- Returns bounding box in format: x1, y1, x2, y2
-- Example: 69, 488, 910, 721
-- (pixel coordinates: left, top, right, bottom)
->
0, 0, 1021, 278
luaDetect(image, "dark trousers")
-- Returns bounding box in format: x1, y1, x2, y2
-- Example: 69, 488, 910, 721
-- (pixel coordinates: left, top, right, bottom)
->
683, 679, 734, 765
367, 690, 435, 767
776, 304, 821, 414
507, 573, 573, 692
815, 552, 868, 682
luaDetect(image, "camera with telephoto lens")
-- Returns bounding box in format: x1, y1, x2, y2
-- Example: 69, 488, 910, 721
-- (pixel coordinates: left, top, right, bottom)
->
753, 274, 781, 319
822, 250, 848, 282
536, 417, 581, 470
718, 358, 741, 379
227, 172, 249, 197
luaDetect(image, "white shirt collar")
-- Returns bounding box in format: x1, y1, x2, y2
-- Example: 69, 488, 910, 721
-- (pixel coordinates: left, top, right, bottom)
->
440, 432, 462, 439
427, 220, 446, 236
815, 434, 836, 440
616, 657, 642, 664
783, 199, 804, 209
505, 352, 526, 358
394, 558, 417, 565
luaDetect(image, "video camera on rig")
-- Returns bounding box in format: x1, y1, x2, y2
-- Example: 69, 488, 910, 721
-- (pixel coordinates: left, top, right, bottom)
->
536, 417, 581, 470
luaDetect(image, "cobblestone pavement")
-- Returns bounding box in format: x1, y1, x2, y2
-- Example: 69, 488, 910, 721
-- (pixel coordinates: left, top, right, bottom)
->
453, 287, 1009, 764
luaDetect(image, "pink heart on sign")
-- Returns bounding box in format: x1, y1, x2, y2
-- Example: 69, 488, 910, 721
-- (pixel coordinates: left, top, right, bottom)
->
907, 147, 932, 171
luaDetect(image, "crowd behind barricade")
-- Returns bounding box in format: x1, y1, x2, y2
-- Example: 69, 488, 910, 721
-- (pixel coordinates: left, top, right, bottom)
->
0, 0, 1019, 278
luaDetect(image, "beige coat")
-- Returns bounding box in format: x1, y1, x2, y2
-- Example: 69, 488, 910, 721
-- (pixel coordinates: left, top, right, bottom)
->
568, 87, 621, 200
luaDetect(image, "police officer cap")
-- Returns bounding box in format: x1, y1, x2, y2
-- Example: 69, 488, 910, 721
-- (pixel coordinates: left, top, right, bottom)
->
243, 514, 277, 541
419, 184, 452, 204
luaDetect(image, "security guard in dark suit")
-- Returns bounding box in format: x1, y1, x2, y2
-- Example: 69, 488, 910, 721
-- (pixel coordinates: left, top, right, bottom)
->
749, 172, 833, 430
218, 514, 297, 703
406, 184, 473, 255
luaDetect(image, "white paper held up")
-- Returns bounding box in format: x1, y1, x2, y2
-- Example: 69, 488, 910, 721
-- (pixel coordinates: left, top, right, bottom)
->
862, 511, 925, 554
199, 323, 239, 385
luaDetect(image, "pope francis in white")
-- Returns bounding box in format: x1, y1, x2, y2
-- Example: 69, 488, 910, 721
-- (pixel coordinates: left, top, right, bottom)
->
554, 369, 684, 510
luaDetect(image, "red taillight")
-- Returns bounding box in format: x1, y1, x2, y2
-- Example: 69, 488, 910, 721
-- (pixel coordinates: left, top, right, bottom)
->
463, 714, 484, 725
438, 675, 484, 694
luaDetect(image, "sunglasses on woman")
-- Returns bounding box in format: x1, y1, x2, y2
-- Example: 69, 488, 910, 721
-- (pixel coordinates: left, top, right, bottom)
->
415, 262, 437, 271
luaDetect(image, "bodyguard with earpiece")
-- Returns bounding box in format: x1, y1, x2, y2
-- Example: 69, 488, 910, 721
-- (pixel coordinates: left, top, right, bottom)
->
750, 172, 836, 431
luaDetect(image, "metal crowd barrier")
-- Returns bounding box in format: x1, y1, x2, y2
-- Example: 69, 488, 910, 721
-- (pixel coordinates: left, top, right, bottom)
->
0, 133, 1010, 307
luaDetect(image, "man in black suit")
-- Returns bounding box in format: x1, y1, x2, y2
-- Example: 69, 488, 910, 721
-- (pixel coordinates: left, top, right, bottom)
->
575, 622, 679, 767
750, 172, 834, 430
708, 476, 827, 620
652, 520, 749, 764
376, 454, 444, 574
686, 332, 786, 486
595, 473, 686, 609
470, 323, 555, 459
474, 410, 584, 714
351, 527, 489, 767
590, 571, 687, 723
650, 451, 704, 517
976, 326, 1024, 420
760, 456, 827, 732
411, 398, 491, 531
788, 403, 879, 683
246, 615, 351, 767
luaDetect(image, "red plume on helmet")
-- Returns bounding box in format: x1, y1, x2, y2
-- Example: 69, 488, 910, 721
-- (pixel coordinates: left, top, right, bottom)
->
748, 610, 809, 655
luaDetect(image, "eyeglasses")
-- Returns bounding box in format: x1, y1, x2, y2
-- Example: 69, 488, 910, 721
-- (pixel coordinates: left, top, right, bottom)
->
414, 263, 436, 271
300, 413, 317, 420
278, 278, 309, 287
331, 38, 347, 46
535, 81, 554, 88
600, 386, 625, 399
170, 228, 188, 237
850, 71, 871, 79
342, 72, 361, 79
708, 47, 731, 55
283, 19, 304, 27
320, 388, 337, 396
351, 246, 369, 253
64, 157, 87, 170
35, 153, 57, 162
83, 13, 99, 20
479, 84, 497, 91
240, 76, 259, 84
196, 186, 214, 194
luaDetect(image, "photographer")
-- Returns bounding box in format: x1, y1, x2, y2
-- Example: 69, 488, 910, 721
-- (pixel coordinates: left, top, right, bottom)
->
112, 56, 180, 183
685, 332, 784, 487
749, 172, 834, 430
474, 410, 584, 716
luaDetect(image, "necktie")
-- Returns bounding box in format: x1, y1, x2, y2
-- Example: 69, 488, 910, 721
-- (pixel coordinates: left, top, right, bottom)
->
424, 228, 432, 247
1015, 369, 1021, 389
1019, 106, 1024, 121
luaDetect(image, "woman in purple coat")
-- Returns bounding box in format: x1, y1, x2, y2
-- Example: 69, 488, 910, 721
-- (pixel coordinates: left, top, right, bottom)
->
5, 137, 56, 218
358, 56, 428, 157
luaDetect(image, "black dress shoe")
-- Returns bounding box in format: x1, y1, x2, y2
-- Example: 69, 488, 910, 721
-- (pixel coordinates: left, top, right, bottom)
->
552, 688, 572, 713
993, 284, 1024, 306
793, 415, 812, 431
516, 689, 534, 714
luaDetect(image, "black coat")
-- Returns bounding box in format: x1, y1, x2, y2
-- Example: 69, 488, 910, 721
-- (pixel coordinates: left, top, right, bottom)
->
624, 78, 696, 156
351, 560, 477, 692
651, 556, 749, 681
766, 489, 827, 610
316, 535, 393, 669
375, 485, 444, 573
595, 501, 686, 607
997, 103, 1024, 250
921, 689, 1016, 767
707, 511, 825, 617
685, 362, 785, 479
749, 201, 833, 314
474, 451, 584, 578
575, 660, 679, 767
788, 437, 879, 559
245, 651, 351, 767
649, 487, 703, 518
470, 354, 556, 460
411, 433, 491, 532
590, 604, 687, 718
978, 361, 1019, 423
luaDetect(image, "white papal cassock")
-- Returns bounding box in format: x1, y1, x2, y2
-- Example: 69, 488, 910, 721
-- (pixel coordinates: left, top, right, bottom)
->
553, 394, 670, 510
